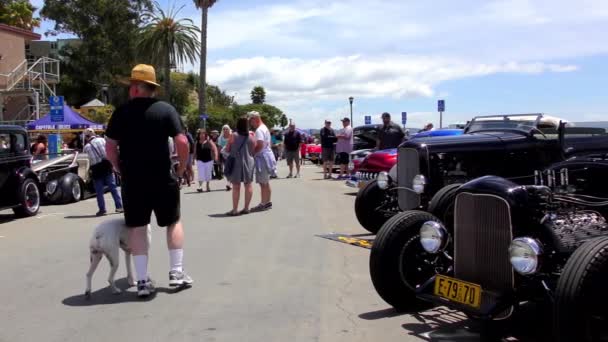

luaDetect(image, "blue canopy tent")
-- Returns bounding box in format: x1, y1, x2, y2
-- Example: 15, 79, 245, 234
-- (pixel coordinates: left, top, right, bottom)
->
26, 104, 105, 133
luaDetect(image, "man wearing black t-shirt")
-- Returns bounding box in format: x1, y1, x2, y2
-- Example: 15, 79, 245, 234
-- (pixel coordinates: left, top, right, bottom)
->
283, 122, 302, 178
377, 112, 406, 150
105, 64, 193, 298
319, 119, 337, 179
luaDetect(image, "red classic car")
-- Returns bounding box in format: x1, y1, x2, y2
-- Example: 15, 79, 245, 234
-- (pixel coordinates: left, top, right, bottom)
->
347, 148, 397, 189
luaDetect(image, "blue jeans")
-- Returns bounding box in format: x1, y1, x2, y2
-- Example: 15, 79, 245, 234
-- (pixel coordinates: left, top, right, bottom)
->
93, 173, 123, 212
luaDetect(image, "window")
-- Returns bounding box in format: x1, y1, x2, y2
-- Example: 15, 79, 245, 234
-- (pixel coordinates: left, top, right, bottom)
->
0, 134, 10, 154
12, 133, 27, 154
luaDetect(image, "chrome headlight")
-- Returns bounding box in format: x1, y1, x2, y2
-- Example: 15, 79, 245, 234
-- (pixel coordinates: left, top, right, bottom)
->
348, 161, 355, 172
509, 237, 543, 275
46, 180, 58, 195
420, 221, 448, 254
377, 171, 390, 189
413, 174, 426, 193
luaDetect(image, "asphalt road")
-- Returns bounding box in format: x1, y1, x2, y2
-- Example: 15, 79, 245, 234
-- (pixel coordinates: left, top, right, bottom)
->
0, 163, 547, 342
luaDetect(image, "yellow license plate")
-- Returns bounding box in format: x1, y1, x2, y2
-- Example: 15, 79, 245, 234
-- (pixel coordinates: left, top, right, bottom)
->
433, 275, 482, 309
358, 181, 368, 189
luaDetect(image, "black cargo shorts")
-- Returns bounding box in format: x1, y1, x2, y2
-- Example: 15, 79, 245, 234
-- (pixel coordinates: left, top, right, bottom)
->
121, 175, 180, 228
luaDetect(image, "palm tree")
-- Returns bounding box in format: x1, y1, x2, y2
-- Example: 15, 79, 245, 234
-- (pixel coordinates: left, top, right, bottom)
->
193, 0, 218, 118
137, 1, 201, 100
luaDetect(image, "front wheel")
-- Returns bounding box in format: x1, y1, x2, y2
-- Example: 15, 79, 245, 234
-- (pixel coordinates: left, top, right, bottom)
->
370, 210, 444, 311
60, 173, 83, 203
554, 236, 608, 342
355, 180, 398, 234
13, 178, 40, 217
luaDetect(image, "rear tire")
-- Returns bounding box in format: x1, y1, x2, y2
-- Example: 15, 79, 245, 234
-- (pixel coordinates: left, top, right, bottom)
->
13, 178, 40, 217
428, 183, 462, 229
355, 180, 396, 234
554, 236, 608, 342
370, 210, 441, 311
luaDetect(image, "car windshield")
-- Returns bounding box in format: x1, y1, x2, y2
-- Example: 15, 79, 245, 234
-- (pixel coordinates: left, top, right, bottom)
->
465, 114, 543, 134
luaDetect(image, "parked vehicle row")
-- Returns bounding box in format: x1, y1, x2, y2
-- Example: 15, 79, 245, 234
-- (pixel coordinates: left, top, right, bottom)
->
0, 125, 118, 219
349, 114, 608, 340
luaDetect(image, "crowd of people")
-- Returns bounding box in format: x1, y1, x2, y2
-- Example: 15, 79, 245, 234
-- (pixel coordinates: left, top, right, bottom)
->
28, 63, 426, 299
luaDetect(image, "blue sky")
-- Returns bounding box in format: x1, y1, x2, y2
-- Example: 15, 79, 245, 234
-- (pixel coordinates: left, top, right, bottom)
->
32, 0, 608, 129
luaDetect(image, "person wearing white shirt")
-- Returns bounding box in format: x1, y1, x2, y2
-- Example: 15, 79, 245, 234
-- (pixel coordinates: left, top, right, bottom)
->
248, 111, 275, 211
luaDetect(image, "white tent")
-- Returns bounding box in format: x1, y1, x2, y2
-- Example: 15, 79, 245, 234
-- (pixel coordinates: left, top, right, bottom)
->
81, 99, 105, 108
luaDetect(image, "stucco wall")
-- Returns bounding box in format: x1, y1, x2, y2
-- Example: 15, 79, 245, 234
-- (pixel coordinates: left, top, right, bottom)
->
0, 31, 26, 76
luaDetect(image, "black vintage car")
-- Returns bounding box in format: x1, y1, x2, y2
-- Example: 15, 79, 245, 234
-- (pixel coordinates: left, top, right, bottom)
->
356, 113, 608, 233
369, 156, 608, 341
0, 125, 40, 217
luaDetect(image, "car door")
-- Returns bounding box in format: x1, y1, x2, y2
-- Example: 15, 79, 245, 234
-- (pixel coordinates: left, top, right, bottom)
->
0, 133, 11, 205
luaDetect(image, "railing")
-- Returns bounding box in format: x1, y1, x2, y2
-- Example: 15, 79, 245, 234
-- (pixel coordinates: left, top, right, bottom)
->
0, 59, 28, 91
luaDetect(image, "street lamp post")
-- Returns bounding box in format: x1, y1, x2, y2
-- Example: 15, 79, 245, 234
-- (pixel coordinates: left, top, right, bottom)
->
348, 96, 354, 124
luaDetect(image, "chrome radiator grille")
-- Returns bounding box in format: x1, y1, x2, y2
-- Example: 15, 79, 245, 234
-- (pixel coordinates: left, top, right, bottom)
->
454, 192, 514, 294
355, 171, 379, 181
397, 148, 420, 210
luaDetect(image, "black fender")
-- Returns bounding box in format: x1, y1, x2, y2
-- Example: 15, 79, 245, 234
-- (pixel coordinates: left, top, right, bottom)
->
16, 166, 39, 184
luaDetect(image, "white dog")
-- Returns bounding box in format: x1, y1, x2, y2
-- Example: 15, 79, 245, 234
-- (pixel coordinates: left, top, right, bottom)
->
85, 218, 151, 299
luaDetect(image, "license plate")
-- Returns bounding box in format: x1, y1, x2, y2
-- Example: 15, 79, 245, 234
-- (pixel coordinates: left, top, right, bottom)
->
358, 181, 368, 189
433, 275, 482, 309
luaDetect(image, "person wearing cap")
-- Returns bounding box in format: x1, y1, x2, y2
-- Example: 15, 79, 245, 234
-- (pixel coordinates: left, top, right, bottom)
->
105, 64, 193, 298
83, 128, 123, 216
377, 112, 406, 150
283, 121, 303, 178
335, 117, 354, 179
248, 111, 276, 211
319, 119, 337, 179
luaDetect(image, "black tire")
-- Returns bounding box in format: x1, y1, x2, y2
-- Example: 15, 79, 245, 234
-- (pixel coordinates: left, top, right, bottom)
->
427, 183, 462, 229
554, 236, 608, 342
370, 210, 441, 311
60, 173, 82, 203
355, 180, 396, 234
13, 178, 40, 217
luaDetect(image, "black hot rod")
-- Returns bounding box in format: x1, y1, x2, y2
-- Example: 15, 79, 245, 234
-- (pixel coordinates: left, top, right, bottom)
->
357, 113, 608, 234
370, 156, 608, 341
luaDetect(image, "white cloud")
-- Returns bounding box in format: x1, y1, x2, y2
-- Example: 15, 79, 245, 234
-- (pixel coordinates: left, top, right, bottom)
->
205, 54, 578, 128
208, 54, 576, 102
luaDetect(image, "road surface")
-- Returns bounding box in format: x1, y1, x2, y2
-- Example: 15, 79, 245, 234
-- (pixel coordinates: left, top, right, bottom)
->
0, 164, 547, 342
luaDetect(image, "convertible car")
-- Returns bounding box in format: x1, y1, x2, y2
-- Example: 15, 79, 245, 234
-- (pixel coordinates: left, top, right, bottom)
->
32, 152, 116, 204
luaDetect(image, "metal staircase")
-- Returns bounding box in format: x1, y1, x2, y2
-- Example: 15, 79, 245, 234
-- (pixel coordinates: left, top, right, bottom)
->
0, 57, 60, 125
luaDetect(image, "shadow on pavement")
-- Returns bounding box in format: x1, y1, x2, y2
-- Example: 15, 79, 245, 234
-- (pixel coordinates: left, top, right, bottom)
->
64, 212, 121, 219
184, 189, 227, 195
0, 214, 16, 224
358, 307, 406, 320
62, 278, 189, 306
399, 305, 552, 342
344, 192, 358, 196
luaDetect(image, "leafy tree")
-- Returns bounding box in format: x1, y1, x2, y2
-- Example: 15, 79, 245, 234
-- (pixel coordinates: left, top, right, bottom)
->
192, 0, 219, 122
250, 86, 266, 104
0, 0, 40, 30
279, 114, 288, 128
137, 2, 200, 100
169, 72, 195, 115
41, 0, 153, 106
234, 103, 284, 128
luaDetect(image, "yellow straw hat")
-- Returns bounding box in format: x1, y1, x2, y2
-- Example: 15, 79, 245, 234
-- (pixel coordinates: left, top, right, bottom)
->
121, 64, 161, 87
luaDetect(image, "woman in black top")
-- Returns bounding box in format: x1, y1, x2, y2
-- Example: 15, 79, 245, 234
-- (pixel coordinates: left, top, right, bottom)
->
195, 129, 218, 192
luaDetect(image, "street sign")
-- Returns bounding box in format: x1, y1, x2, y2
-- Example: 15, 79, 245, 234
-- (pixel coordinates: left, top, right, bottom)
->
401, 112, 407, 125
438, 100, 445, 112
364, 115, 371, 125
50, 96, 64, 123
199, 114, 209, 120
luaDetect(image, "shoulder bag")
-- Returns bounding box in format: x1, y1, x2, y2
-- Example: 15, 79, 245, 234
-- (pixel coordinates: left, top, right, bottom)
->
224, 136, 248, 177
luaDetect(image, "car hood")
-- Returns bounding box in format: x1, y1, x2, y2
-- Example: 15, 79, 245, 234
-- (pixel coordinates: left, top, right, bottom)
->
358, 149, 398, 172
400, 131, 526, 152
32, 154, 78, 172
